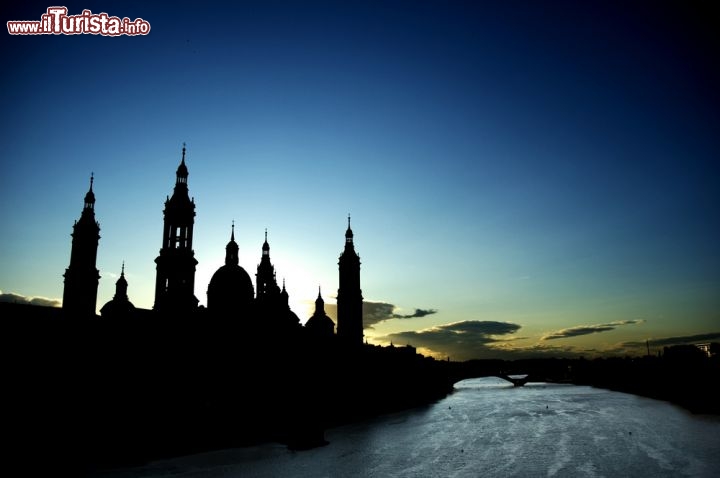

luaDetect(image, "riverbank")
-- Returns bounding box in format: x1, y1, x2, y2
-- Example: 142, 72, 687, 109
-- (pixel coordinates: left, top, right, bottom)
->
567, 353, 720, 415
452, 349, 720, 416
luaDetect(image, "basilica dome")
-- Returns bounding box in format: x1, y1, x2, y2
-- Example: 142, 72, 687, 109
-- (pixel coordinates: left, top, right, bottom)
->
207, 264, 254, 309
207, 226, 255, 313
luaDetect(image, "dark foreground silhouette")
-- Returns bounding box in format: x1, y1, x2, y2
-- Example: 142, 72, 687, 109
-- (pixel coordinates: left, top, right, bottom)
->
3, 302, 718, 476
3, 303, 453, 475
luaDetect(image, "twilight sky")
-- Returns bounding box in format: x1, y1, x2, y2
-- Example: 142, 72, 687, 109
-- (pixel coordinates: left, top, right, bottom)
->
2, 1, 719, 360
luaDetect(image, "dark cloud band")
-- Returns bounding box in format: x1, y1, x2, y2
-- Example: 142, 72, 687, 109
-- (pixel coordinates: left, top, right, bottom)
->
379, 320, 522, 360
542, 320, 644, 341
361, 301, 437, 329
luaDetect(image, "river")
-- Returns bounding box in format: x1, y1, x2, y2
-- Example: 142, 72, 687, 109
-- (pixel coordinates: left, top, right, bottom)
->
95, 377, 720, 477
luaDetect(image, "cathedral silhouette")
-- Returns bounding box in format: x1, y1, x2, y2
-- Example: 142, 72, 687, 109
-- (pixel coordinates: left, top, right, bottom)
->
8, 148, 716, 471
36, 144, 454, 468
62, 144, 363, 345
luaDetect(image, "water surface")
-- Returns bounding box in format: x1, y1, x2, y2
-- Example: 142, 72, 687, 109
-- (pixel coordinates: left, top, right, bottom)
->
97, 378, 720, 477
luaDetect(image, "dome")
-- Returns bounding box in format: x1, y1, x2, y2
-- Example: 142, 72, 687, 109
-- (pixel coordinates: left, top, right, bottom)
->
305, 313, 335, 337
207, 264, 254, 312
100, 297, 135, 318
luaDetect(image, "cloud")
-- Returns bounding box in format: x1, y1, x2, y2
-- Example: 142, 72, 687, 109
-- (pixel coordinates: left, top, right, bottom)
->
392, 308, 438, 319
375, 318, 719, 361
0, 291, 61, 308
361, 301, 395, 328
378, 320, 522, 361
623, 332, 720, 348
358, 301, 438, 329
319, 301, 437, 329
542, 320, 645, 341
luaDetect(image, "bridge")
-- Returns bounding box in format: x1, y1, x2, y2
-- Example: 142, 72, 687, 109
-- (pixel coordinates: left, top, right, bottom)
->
443, 358, 573, 387
495, 373, 534, 387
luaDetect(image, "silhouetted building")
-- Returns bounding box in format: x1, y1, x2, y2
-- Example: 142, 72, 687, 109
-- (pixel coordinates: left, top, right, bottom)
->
251, 231, 301, 330
305, 287, 335, 338
207, 224, 254, 314
154, 144, 199, 313
278, 279, 301, 330
63, 174, 101, 318
100, 263, 136, 319
28, 150, 478, 470
337, 215, 363, 345
256, 229, 281, 304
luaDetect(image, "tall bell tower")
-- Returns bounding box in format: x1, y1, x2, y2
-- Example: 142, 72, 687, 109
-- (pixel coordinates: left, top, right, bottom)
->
153, 144, 199, 313
256, 229, 280, 304
337, 215, 363, 344
63, 174, 101, 318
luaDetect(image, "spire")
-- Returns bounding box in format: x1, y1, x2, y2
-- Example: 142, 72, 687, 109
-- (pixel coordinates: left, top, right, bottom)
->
262, 228, 270, 254
225, 222, 239, 266
345, 213, 354, 243
115, 262, 128, 298
314, 284, 326, 314
176, 143, 188, 184
117, 261, 127, 285
278, 278, 289, 309
84, 172, 95, 209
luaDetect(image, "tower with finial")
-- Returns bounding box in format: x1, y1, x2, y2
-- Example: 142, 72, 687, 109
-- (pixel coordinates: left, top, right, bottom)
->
280, 278, 289, 307
256, 228, 280, 303
337, 214, 363, 344
305, 286, 335, 338
153, 144, 199, 314
63, 173, 101, 318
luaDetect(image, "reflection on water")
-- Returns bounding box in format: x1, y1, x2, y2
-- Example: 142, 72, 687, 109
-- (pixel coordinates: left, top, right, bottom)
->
97, 377, 720, 477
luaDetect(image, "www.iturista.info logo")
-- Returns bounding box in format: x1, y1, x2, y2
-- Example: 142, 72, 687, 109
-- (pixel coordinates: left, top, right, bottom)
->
7, 6, 151, 36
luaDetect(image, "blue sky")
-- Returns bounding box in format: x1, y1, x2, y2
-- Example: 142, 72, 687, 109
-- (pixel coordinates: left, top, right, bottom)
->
2, 1, 719, 360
